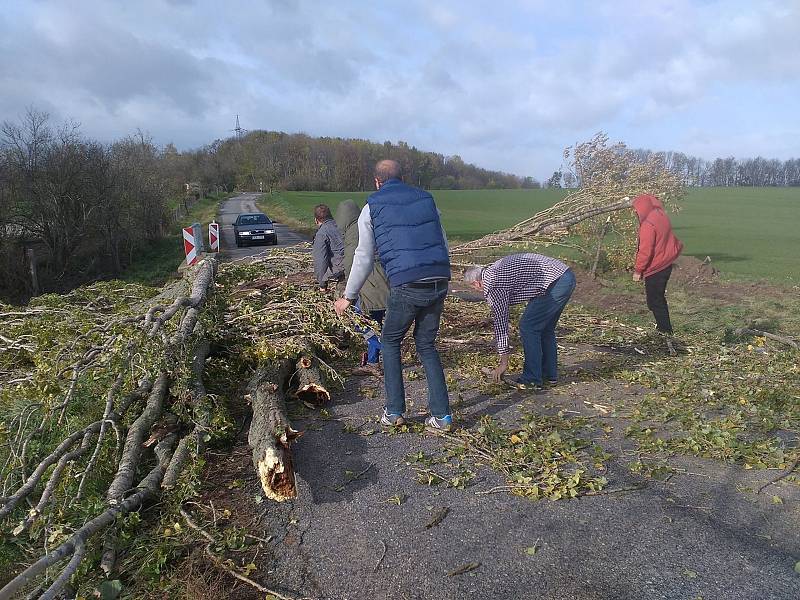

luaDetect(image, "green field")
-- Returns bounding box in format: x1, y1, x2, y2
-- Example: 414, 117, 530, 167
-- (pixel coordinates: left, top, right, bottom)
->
670, 187, 799, 283
262, 187, 799, 283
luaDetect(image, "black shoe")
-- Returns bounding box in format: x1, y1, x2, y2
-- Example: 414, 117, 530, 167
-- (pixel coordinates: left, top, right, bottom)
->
514, 379, 545, 392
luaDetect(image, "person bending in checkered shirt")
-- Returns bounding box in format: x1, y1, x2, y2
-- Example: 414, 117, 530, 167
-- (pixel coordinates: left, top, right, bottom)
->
464, 254, 576, 391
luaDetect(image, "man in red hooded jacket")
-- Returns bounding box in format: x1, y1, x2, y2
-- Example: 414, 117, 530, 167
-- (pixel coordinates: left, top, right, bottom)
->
632, 194, 683, 339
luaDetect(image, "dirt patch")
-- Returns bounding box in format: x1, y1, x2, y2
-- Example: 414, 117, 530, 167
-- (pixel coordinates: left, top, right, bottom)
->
570, 270, 647, 316
670, 255, 719, 285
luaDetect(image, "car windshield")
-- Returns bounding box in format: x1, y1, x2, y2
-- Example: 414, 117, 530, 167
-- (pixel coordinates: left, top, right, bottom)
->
238, 214, 270, 225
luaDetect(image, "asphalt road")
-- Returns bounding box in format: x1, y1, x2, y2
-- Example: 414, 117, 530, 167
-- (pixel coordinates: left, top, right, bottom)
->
217, 192, 307, 259
241, 366, 800, 600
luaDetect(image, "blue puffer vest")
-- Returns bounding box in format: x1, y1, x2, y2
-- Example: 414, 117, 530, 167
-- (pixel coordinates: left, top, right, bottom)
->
367, 179, 451, 287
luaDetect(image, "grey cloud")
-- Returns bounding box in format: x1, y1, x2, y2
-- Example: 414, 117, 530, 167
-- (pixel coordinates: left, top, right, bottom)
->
2, 0, 797, 180
0, 19, 227, 119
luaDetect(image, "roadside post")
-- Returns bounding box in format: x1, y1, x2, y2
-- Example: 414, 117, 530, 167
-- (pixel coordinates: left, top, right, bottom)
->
183, 223, 206, 267
183, 226, 198, 266
209, 221, 220, 252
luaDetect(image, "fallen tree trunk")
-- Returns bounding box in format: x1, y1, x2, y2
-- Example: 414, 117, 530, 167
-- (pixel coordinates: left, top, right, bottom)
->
1, 256, 220, 595
247, 338, 331, 501
247, 358, 300, 502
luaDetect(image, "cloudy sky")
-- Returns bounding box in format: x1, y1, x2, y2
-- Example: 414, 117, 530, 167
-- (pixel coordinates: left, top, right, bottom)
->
1, 0, 798, 178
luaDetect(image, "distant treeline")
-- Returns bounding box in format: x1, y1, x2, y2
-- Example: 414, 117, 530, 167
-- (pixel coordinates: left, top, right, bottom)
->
548, 149, 800, 188
178, 129, 540, 192
635, 150, 800, 187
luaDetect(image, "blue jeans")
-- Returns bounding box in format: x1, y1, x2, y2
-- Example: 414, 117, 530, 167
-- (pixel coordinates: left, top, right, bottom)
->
519, 269, 576, 385
353, 300, 384, 364
381, 282, 450, 418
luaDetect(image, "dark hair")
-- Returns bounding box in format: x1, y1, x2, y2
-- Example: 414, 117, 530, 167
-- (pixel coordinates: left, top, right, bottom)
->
374, 159, 402, 183
314, 204, 332, 221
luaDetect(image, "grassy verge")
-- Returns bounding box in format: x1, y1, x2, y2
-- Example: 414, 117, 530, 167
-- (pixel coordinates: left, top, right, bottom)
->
123, 192, 230, 286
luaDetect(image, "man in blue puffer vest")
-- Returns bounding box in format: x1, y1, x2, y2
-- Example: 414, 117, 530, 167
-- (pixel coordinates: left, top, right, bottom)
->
334, 160, 453, 431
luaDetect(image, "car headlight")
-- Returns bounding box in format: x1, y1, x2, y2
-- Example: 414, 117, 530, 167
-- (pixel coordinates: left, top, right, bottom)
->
240, 230, 251, 235
266, 229, 274, 234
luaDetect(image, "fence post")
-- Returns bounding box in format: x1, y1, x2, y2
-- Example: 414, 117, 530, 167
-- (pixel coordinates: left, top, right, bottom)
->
26, 247, 39, 295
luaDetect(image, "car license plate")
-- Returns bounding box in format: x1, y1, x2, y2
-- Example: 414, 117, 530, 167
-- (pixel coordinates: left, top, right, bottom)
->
252, 235, 265, 240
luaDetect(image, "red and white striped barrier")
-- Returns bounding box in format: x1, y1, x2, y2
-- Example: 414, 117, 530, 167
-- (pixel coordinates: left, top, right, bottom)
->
183, 226, 198, 266
208, 221, 220, 252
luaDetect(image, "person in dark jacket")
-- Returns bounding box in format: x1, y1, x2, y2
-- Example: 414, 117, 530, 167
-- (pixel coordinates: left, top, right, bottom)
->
334, 199, 389, 369
333, 160, 453, 431
632, 194, 683, 349
312, 204, 344, 291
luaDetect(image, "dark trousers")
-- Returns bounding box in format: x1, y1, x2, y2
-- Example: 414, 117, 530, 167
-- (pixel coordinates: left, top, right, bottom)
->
645, 265, 673, 334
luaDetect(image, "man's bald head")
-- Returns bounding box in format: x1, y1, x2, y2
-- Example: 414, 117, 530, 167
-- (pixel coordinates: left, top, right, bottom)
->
374, 160, 402, 184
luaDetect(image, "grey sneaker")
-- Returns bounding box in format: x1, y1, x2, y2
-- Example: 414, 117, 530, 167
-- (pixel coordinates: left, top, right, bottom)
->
424, 414, 453, 432
380, 408, 405, 427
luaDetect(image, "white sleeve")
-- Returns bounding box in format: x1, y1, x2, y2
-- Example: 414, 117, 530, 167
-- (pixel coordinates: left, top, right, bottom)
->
344, 205, 377, 299
438, 209, 448, 252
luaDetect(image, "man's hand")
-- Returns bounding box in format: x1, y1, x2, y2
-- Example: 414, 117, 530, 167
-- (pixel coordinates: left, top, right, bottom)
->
490, 354, 509, 383
632, 272, 642, 282
334, 297, 352, 316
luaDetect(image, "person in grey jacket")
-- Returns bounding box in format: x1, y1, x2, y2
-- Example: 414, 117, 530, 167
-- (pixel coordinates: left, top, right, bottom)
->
335, 199, 389, 368
312, 204, 344, 290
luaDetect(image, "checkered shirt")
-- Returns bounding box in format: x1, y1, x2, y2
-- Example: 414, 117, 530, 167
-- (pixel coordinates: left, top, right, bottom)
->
482, 253, 569, 355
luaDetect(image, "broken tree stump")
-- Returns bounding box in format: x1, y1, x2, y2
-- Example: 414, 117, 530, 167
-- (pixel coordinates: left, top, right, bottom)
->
290, 340, 331, 407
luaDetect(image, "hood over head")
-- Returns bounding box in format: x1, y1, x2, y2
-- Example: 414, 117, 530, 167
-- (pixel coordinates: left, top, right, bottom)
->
633, 194, 659, 222
335, 199, 361, 230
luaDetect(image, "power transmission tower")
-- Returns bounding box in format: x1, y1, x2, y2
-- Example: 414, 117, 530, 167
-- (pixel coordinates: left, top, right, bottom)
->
233, 115, 246, 140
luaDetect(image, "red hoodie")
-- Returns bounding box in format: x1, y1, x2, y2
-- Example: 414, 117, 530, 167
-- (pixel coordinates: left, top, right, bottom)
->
633, 194, 683, 277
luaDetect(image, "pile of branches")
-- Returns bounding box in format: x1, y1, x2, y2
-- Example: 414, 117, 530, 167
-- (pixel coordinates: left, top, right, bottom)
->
0, 256, 220, 599
214, 248, 366, 502
452, 133, 685, 267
